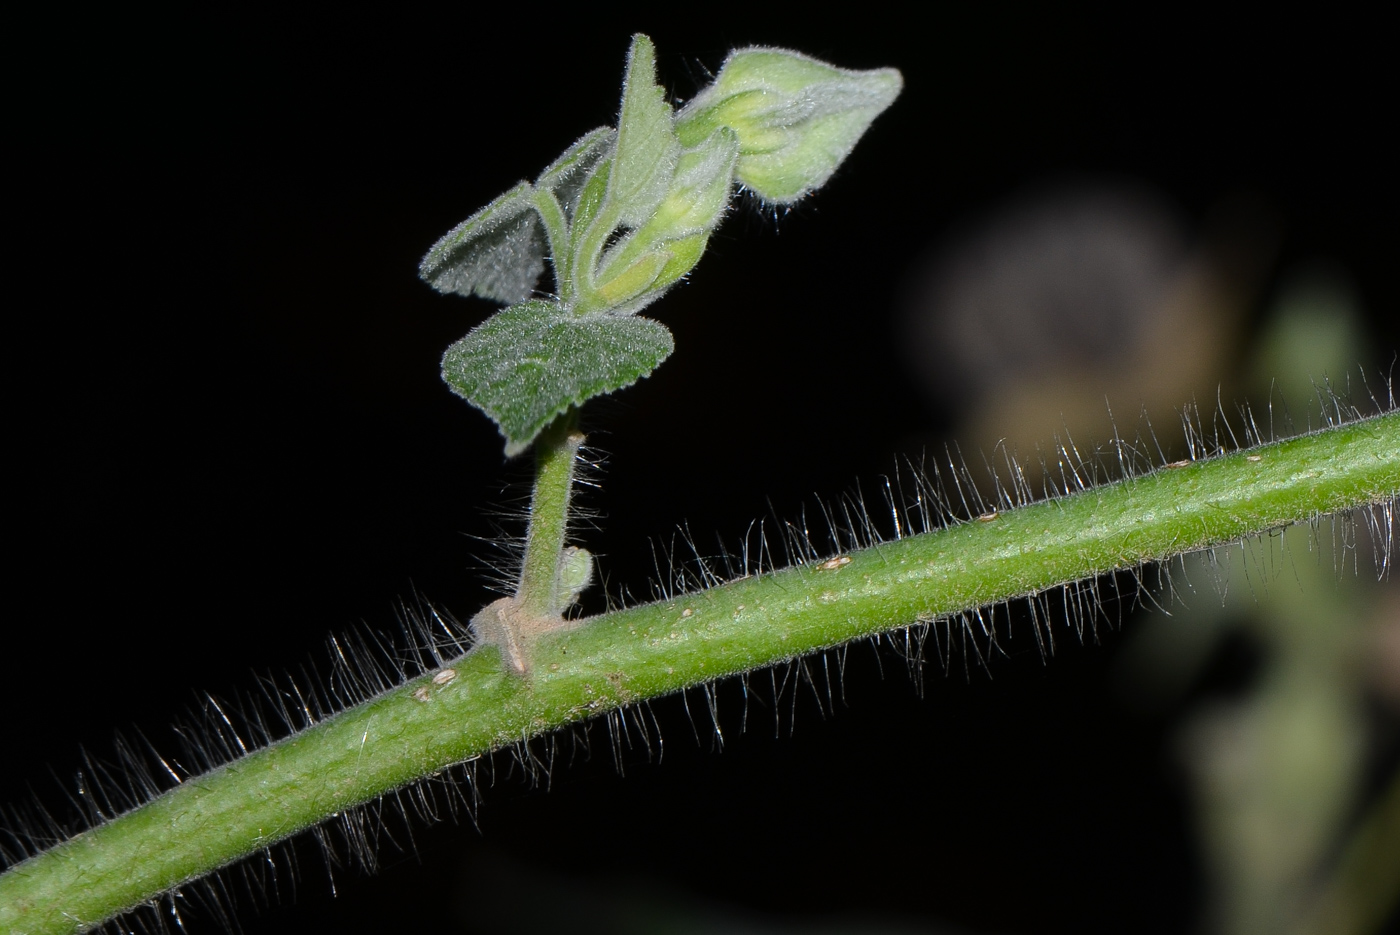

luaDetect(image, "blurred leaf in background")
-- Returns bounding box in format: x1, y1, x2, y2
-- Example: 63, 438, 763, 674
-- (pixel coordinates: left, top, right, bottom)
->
902, 190, 1399, 934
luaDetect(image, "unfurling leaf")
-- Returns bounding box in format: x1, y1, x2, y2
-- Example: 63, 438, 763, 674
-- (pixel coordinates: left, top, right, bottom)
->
675, 48, 902, 203
418, 182, 546, 304
440, 300, 673, 456
608, 34, 681, 228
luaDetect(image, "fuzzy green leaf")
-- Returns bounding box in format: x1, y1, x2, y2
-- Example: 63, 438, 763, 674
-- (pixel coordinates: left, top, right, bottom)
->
441, 300, 673, 455
536, 126, 615, 219
675, 48, 902, 203
607, 34, 681, 227
418, 182, 545, 304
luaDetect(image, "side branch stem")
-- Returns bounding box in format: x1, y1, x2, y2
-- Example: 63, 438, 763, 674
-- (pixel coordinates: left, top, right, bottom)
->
517, 409, 582, 617
2, 412, 1398, 934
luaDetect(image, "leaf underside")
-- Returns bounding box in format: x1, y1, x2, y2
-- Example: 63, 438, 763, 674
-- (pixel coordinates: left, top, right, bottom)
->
441, 301, 674, 455
418, 183, 546, 304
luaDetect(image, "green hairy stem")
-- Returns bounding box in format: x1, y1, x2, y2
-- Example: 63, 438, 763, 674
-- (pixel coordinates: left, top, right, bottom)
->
516, 411, 584, 618
2, 412, 1396, 935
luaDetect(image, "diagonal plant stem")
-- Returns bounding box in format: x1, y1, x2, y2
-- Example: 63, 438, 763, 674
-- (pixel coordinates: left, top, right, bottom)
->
2, 412, 1398, 934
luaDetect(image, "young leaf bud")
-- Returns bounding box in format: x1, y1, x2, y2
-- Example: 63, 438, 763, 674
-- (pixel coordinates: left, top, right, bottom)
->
675, 48, 902, 204
556, 545, 594, 611
590, 127, 738, 310
644, 127, 739, 239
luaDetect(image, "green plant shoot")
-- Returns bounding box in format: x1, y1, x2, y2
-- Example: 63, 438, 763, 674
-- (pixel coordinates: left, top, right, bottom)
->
420, 34, 902, 455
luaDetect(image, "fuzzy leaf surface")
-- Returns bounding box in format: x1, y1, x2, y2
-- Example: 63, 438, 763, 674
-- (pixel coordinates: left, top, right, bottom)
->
536, 127, 615, 218
607, 34, 681, 227
419, 182, 546, 303
441, 301, 673, 455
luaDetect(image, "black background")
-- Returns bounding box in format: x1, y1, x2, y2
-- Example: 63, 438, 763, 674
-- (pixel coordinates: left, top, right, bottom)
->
4, 9, 1395, 934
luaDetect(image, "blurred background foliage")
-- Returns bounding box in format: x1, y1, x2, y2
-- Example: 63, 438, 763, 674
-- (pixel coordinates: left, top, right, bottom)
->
4, 8, 1396, 934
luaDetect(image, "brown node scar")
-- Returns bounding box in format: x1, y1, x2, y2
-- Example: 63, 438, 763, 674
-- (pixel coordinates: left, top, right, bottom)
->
470, 597, 582, 677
